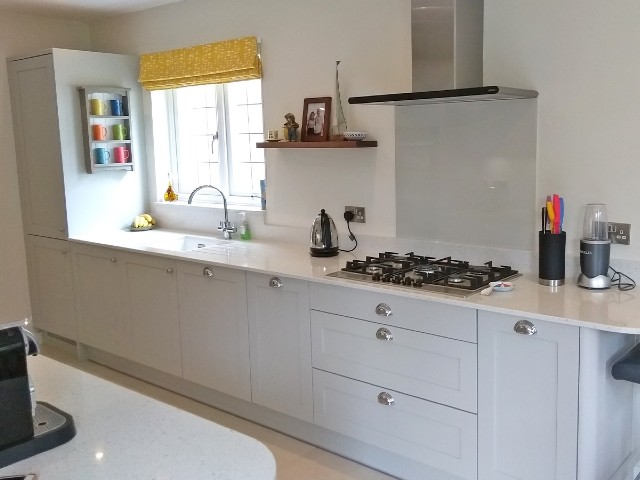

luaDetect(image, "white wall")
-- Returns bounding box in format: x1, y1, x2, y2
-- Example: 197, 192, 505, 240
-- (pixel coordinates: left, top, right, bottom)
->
484, 0, 640, 260
0, 11, 90, 325
89, 0, 412, 238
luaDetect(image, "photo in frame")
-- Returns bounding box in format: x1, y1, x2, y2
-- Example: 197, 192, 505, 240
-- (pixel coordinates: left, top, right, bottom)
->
301, 97, 332, 141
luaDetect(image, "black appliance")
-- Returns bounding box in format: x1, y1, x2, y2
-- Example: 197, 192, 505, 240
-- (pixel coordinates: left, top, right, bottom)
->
0, 325, 75, 468
578, 203, 611, 289
328, 252, 519, 297
348, 86, 538, 106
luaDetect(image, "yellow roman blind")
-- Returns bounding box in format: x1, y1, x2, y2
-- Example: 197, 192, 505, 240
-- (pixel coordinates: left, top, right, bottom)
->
139, 36, 262, 90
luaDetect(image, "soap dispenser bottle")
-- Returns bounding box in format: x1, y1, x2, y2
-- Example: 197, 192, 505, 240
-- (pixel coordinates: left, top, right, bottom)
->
239, 212, 251, 240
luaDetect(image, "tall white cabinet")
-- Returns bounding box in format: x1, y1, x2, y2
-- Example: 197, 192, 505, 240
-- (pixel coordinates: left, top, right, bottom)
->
8, 49, 147, 338
9, 54, 68, 239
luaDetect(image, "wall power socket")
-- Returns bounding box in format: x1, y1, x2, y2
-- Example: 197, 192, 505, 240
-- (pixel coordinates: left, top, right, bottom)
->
345, 206, 366, 223
609, 222, 631, 245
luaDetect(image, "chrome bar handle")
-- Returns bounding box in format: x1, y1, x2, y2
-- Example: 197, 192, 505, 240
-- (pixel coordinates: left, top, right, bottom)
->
514, 320, 537, 335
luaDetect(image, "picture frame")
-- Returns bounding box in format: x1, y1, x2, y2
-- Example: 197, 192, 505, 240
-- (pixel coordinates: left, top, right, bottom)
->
301, 97, 332, 142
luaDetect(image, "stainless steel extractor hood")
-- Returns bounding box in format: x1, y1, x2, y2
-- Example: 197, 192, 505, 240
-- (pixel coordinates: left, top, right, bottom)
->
348, 86, 538, 106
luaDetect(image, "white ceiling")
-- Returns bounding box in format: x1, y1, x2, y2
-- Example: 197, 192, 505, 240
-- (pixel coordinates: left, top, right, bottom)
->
0, 0, 184, 21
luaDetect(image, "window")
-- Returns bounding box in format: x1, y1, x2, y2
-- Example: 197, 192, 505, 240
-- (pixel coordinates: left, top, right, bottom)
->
153, 79, 264, 206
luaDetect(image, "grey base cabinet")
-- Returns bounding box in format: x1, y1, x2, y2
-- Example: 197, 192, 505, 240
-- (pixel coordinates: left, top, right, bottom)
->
177, 262, 251, 401
121, 252, 181, 377
73, 245, 181, 376
478, 310, 580, 480
73, 244, 124, 355
247, 273, 312, 422
310, 282, 478, 480
26, 235, 76, 339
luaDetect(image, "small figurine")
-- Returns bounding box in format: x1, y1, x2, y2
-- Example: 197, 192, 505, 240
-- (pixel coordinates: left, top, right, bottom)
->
283, 113, 299, 142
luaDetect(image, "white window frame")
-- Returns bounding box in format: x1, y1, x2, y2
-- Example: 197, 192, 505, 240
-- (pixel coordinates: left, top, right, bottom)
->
154, 80, 264, 208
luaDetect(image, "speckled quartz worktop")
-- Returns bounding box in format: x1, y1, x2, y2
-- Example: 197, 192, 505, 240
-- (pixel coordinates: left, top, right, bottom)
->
71, 229, 640, 334
0, 355, 276, 480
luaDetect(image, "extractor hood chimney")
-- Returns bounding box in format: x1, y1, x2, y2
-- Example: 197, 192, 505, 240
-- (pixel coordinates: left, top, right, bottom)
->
348, 1, 538, 106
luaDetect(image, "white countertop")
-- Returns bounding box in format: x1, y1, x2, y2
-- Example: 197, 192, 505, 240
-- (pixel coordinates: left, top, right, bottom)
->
0, 355, 276, 480
71, 229, 640, 334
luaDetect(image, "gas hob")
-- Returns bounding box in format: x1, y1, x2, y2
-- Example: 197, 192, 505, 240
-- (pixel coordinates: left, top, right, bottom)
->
328, 252, 520, 298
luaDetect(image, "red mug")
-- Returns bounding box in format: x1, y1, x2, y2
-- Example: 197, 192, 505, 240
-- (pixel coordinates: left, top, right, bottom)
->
113, 146, 130, 163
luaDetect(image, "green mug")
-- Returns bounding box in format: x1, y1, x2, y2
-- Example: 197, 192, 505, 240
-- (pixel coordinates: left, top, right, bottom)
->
112, 124, 128, 140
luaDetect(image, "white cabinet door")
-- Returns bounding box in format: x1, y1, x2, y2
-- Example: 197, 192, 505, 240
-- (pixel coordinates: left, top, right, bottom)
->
177, 262, 250, 401
247, 273, 312, 422
72, 245, 124, 355
8, 54, 67, 239
478, 310, 579, 480
121, 252, 181, 377
26, 235, 76, 339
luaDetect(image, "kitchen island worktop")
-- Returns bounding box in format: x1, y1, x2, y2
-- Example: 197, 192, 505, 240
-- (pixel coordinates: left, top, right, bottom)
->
0, 355, 276, 480
71, 228, 640, 334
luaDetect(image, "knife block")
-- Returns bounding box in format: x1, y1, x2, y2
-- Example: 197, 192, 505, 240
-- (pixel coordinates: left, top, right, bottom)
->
539, 231, 566, 286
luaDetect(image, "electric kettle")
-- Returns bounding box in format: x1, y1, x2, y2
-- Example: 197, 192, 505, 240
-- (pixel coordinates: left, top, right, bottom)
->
310, 209, 339, 256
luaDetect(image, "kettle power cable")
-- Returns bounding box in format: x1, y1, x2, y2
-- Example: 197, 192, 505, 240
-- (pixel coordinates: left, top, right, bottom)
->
339, 210, 358, 253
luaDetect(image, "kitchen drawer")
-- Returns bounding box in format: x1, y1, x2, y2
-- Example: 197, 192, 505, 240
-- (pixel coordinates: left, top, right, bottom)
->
313, 369, 477, 480
311, 311, 477, 412
310, 282, 476, 342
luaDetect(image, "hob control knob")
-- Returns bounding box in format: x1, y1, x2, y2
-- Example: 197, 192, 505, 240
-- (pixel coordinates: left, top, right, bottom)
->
381, 275, 391, 283
414, 280, 423, 287
372, 272, 382, 281
403, 277, 413, 286
392, 276, 402, 284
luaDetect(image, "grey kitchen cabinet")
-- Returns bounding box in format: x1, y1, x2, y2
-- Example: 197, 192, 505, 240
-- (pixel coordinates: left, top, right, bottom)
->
25, 235, 76, 339
477, 310, 580, 480
177, 262, 251, 401
8, 54, 68, 239
247, 273, 312, 422
120, 252, 181, 377
309, 282, 478, 480
73, 244, 125, 355
73, 245, 182, 376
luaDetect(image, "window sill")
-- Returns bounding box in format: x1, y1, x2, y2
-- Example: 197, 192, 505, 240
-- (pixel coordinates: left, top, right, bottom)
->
154, 200, 265, 213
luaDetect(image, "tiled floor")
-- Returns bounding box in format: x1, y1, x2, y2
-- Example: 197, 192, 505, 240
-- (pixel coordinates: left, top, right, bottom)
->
42, 346, 398, 480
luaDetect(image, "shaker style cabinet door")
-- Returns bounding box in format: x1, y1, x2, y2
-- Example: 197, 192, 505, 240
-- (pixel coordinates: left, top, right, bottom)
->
478, 311, 579, 480
72, 245, 125, 355
26, 235, 76, 340
8, 54, 68, 239
177, 262, 251, 401
247, 273, 312, 422
120, 253, 181, 377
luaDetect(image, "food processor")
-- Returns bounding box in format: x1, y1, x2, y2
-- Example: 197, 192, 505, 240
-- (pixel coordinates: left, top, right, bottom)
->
578, 203, 611, 289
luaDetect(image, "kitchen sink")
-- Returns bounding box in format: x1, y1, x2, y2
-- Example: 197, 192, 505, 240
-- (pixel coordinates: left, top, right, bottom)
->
148, 235, 231, 252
